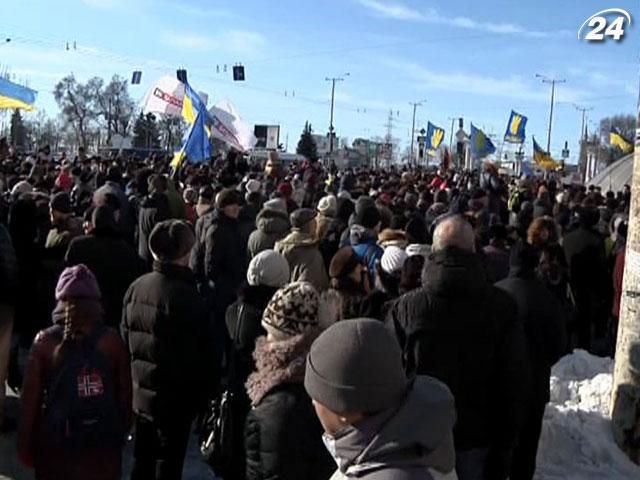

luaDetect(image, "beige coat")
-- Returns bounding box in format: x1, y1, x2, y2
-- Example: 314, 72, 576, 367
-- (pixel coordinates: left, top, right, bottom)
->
275, 230, 329, 291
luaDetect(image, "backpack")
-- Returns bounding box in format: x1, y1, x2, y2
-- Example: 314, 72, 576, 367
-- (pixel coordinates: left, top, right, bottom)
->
44, 325, 124, 450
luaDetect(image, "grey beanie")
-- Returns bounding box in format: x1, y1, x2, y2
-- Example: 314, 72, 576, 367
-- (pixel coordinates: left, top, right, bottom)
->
304, 318, 409, 414
247, 250, 290, 288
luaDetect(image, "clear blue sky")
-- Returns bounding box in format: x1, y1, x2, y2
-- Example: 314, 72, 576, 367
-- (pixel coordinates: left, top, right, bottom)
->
1, 0, 638, 163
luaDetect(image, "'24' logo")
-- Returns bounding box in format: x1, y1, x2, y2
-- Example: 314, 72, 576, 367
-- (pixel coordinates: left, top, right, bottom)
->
578, 8, 632, 42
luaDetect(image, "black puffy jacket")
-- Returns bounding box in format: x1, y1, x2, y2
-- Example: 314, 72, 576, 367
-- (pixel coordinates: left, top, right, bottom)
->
137, 193, 170, 266
66, 230, 144, 328
122, 262, 217, 422
386, 247, 527, 478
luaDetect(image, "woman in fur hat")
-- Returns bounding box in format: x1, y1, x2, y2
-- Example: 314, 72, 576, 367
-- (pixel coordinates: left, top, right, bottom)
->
244, 282, 334, 480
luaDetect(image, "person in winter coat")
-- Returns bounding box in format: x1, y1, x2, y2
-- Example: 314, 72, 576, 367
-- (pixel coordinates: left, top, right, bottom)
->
65, 206, 144, 328
137, 175, 170, 267
363, 245, 407, 320
317, 194, 342, 269
0, 223, 17, 431
527, 216, 568, 306
122, 220, 217, 480
189, 185, 217, 289
247, 199, 291, 259
205, 189, 247, 326
305, 318, 457, 480
275, 208, 329, 291
225, 250, 290, 479
18, 265, 132, 480
496, 242, 566, 480
328, 246, 371, 320
386, 215, 527, 480
563, 205, 609, 350
244, 282, 335, 480
239, 190, 263, 248
45, 192, 83, 257
482, 223, 510, 283
344, 198, 384, 285
93, 166, 135, 243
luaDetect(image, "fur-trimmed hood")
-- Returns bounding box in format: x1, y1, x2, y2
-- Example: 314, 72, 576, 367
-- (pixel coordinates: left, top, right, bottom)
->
246, 333, 318, 406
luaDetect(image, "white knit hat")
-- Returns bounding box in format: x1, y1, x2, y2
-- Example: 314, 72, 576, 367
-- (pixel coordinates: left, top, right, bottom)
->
246, 179, 262, 194
247, 250, 290, 288
380, 246, 408, 275
317, 195, 337, 216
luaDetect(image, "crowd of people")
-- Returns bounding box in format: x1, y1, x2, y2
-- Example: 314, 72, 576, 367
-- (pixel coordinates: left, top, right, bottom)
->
0, 139, 631, 480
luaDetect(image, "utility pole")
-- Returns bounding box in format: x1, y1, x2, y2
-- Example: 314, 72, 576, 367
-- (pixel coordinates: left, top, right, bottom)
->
325, 73, 349, 157
409, 100, 426, 166
611, 68, 640, 465
536, 74, 566, 154
384, 109, 395, 167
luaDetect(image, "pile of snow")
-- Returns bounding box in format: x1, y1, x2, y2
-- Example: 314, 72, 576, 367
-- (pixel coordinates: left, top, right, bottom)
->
535, 350, 640, 480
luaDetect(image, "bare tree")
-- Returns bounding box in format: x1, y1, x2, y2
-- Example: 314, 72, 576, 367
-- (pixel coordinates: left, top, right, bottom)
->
53, 74, 98, 149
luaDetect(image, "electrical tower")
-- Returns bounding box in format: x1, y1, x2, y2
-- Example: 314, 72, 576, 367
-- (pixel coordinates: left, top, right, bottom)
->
384, 109, 395, 167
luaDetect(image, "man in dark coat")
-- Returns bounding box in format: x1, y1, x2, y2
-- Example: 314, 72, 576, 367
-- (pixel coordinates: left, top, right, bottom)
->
496, 242, 566, 480
247, 199, 290, 259
0, 223, 17, 430
93, 165, 135, 243
137, 175, 170, 267
122, 220, 217, 480
66, 206, 144, 328
562, 205, 609, 350
386, 215, 528, 480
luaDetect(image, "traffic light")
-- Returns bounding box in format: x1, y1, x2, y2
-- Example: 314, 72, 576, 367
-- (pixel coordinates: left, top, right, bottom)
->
176, 69, 187, 83
233, 65, 245, 81
131, 71, 142, 84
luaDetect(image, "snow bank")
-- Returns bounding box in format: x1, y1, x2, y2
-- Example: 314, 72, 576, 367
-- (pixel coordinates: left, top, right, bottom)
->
535, 350, 640, 480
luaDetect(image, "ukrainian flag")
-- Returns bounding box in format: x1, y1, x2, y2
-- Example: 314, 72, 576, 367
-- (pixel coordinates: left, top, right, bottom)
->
504, 111, 527, 144
470, 123, 496, 159
0, 77, 37, 111
533, 137, 559, 170
171, 80, 211, 169
425, 122, 445, 155
610, 127, 633, 154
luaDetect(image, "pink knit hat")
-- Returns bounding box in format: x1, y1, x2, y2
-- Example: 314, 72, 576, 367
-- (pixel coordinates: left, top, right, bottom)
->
55, 264, 101, 301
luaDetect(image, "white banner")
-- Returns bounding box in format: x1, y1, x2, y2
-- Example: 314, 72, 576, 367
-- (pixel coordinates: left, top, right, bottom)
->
142, 76, 185, 117
209, 99, 257, 152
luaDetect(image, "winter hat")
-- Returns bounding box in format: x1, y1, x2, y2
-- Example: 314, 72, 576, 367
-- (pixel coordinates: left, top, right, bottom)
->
246, 179, 262, 194
92, 205, 118, 232
329, 247, 360, 279
264, 198, 287, 214
406, 243, 431, 257
277, 182, 293, 198
337, 190, 352, 201
262, 282, 320, 340
305, 318, 409, 414
354, 205, 381, 230
378, 229, 408, 249
50, 192, 72, 214
380, 246, 408, 275
149, 220, 195, 262
198, 185, 214, 203
405, 217, 429, 245
247, 250, 290, 288
216, 188, 242, 209
11, 180, 33, 197
290, 208, 317, 229
317, 195, 337, 217
56, 264, 101, 301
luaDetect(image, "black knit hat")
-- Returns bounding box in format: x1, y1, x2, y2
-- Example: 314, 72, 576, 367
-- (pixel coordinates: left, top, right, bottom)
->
305, 318, 409, 414
50, 192, 72, 214
354, 205, 381, 229
149, 220, 195, 262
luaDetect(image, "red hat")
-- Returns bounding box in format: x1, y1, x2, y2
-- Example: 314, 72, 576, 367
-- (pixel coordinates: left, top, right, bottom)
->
277, 182, 293, 198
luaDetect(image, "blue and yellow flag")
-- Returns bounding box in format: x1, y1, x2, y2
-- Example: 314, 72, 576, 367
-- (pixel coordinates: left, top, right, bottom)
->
533, 137, 559, 170
425, 122, 445, 155
171, 80, 211, 169
504, 110, 527, 144
610, 127, 633, 154
470, 123, 496, 159
0, 77, 37, 111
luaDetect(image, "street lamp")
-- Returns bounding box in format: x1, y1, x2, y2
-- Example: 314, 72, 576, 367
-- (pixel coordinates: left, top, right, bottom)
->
409, 99, 427, 166
536, 74, 566, 154
325, 72, 349, 156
